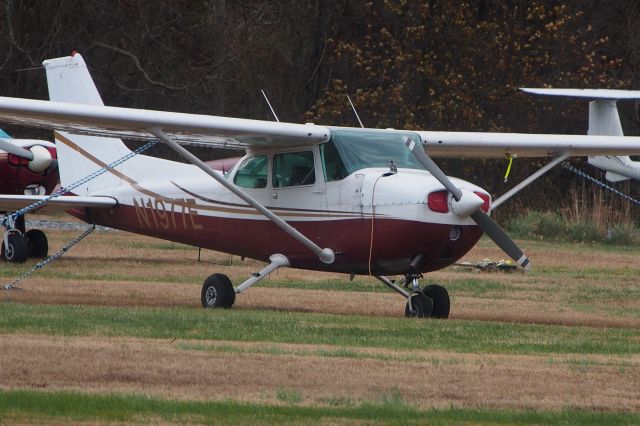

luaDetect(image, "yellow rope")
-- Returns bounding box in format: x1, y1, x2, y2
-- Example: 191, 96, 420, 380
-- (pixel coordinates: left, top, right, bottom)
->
503, 155, 515, 182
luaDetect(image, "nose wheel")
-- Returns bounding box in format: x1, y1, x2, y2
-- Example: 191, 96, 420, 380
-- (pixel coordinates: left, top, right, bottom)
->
377, 275, 450, 319
404, 292, 433, 318
2, 214, 49, 262
423, 284, 450, 318
1, 231, 29, 263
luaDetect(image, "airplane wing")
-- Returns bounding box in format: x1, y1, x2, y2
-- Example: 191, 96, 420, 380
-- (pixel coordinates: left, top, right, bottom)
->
0, 97, 329, 149
418, 131, 640, 158
0, 195, 116, 213
1, 96, 640, 157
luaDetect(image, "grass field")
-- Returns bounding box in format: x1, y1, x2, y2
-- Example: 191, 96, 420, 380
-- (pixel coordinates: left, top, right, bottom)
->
1, 218, 639, 424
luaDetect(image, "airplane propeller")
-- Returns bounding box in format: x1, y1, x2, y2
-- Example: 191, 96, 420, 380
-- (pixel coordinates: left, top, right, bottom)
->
405, 138, 531, 271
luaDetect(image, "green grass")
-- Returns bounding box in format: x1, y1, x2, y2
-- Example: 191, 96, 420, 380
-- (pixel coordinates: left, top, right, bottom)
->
1, 303, 638, 356
1, 389, 638, 425
506, 211, 640, 245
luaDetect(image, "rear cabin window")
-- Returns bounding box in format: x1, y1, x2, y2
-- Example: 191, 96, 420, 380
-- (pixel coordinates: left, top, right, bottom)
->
273, 151, 316, 188
233, 155, 268, 188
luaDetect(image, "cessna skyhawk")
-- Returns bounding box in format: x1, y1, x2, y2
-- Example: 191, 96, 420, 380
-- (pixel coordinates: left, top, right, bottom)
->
1, 53, 640, 318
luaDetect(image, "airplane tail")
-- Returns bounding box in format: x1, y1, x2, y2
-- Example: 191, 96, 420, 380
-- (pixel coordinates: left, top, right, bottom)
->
522, 88, 640, 182
43, 53, 133, 195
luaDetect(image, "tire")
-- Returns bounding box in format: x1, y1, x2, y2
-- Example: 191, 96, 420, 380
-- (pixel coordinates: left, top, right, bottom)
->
1, 233, 29, 263
201, 273, 235, 309
25, 229, 48, 258
404, 292, 434, 318
423, 284, 450, 319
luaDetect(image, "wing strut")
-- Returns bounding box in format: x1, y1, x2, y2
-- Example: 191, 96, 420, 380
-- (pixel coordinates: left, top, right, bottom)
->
148, 128, 335, 264
492, 153, 569, 210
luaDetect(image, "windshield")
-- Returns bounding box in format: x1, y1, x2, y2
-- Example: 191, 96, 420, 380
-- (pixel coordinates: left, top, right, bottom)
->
328, 128, 425, 175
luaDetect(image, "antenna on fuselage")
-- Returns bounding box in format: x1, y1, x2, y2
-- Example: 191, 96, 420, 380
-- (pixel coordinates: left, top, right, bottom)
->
347, 94, 364, 128
261, 89, 280, 122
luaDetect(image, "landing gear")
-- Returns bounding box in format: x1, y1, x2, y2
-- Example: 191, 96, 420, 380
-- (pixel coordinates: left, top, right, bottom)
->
2, 213, 49, 262
201, 273, 236, 308
376, 274, 450, 319
423, 284, 450, 318
200, 254, 291, 310
404, 292, 433, 318
25, 229, 48, 258
1, 232, 29, 263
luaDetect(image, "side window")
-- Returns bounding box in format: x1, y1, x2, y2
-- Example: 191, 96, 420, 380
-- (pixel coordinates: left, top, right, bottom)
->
273, 151, 315, 188
233, 155, 267, 188
320, 141, 347, 182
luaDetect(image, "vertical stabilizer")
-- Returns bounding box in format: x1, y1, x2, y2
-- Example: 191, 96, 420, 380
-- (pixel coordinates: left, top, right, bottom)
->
586, 99, 640, 181
44, 53, 131, 195
587, 100, 623, 136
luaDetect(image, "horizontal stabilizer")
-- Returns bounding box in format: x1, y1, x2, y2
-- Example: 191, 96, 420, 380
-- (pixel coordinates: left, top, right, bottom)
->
521, 88, 640, 100
0, 195, 116, 214
605, 171, 631, 182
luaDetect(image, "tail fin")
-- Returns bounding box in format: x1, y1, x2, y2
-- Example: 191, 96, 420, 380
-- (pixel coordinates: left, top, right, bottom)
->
43, 53, 132, 195
522, 88, 640, 182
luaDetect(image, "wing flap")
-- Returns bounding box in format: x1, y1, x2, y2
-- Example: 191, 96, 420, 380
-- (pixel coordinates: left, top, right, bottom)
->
0, 96, 330, 149
419, 131, 640, 158
0, 195, 116, 214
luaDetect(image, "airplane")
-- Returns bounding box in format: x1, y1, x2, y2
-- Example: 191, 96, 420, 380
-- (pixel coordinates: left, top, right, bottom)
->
0, 128, 235, 263
522, 88, 640, 184
2, 53, 640, 318
0, 129, 58, 261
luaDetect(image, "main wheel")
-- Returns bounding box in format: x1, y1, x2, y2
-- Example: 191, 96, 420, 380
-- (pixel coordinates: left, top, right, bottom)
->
404, 292, 434, 318
25, 229, 48, 258
423, 284, 450, 319
201, 273, 236, 309
1, 233, 29, 263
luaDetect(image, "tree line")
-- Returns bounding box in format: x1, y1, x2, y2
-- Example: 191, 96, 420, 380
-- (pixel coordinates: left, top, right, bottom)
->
1, 0, 639, 218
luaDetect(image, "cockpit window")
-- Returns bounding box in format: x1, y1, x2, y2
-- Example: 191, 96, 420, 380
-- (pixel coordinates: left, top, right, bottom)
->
273, 151, 316, 188
320, 141, 348, 182
233, 155, 268, 188
329, 128, 425, 174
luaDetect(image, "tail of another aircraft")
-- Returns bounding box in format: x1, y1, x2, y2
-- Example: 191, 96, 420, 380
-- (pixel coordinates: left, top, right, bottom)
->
522, 88, 640, 182
44, 53, 133, 195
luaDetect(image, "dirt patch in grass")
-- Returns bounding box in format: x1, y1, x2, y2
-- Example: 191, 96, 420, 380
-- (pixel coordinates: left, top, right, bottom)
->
2, 229, 639, 328
3, 279, 639, 329
1, 334, 638, 412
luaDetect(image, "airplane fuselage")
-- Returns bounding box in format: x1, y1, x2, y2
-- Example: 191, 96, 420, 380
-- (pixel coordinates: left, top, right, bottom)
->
68, 135, 488, 275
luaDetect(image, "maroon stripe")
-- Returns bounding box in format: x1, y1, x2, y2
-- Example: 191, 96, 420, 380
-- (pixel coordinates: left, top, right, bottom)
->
77, 204, 482, 276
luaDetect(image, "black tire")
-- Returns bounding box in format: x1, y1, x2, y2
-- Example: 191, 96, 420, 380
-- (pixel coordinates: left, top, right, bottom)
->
25, 229, 48, 258
201, 273, 235, 309
423, 284, 450, 319
1, 233, 29, 263
404, 292, 434, 318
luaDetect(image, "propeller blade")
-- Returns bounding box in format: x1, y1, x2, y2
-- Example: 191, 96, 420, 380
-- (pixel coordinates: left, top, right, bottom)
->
470, 210, 531, 270
405, 137, 462, 200
0, 138, 34, 160
404, 136, 531, 270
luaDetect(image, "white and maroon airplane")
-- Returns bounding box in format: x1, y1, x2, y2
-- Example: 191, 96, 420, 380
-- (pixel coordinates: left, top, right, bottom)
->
1, 53, 640, 318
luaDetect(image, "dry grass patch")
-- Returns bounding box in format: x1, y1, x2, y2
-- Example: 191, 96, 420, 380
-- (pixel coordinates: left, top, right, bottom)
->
1, 334, 639, 412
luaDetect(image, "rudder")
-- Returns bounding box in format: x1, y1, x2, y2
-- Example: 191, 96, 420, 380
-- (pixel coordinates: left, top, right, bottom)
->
44, 53, 131, 195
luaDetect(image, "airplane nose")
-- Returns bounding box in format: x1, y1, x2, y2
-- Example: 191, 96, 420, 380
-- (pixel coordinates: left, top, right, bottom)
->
449, 189, 484, 217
